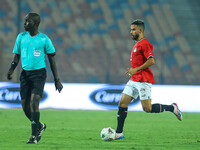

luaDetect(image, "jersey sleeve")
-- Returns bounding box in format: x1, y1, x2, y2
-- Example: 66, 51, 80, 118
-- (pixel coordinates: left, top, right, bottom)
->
45, 36, 56, 54
142, 42, 154, 59
13, 33, 22, 55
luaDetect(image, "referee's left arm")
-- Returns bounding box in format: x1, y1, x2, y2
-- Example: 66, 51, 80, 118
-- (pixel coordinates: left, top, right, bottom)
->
47, 53, 63, 93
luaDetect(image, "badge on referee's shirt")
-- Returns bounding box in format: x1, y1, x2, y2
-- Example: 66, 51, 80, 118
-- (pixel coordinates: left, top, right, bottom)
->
34, 50, 41, 57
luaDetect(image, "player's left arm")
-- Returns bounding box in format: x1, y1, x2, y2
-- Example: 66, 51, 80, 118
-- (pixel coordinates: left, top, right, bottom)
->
47, 53, 63, 93
126, 57, 155, 77
136, 57, 155, 70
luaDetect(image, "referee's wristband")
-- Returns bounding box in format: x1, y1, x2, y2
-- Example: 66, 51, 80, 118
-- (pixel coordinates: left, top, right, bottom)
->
9, 62, 17, 71
54, 78, 60, 82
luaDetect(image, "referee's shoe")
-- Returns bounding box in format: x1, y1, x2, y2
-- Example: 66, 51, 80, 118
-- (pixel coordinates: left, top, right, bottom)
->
27, 135, 37, 144
37, 123, 46, 142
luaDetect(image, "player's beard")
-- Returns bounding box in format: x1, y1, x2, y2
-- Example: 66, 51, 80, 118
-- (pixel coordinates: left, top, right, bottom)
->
132, 33, 139, 41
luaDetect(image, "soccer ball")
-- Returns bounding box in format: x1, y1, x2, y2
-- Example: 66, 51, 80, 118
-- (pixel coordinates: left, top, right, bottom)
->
100, 127, 116, 141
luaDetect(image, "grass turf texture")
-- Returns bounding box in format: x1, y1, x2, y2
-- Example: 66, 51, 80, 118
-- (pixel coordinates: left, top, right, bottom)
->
0, 109, 200, 150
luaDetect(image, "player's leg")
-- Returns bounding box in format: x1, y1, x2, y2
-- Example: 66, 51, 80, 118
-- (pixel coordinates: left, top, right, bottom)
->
151, 102, 183, 121
140, 99, 175, 113
151, 103, 174, 113
116, 93, 133, 134
115, 80, 138, 140
140, 98, 176, 114
138, 82, 173, 113
138, 82, 182, 120
140, 99, 152, 112
150, 102, 182, 121
140, 99, 172, 113
141, 99, 182, 120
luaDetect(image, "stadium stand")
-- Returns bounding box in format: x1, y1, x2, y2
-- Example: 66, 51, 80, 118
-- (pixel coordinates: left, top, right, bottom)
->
0, 0, 199, 84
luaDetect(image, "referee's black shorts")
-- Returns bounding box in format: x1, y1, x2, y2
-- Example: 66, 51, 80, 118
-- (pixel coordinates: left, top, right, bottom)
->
20, 68, 47, 99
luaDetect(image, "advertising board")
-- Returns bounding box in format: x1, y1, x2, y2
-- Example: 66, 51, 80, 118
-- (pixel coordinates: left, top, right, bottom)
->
0, 82, 199, 112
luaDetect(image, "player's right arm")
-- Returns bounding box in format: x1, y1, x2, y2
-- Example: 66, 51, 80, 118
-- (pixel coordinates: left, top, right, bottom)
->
7, 54, 20, 80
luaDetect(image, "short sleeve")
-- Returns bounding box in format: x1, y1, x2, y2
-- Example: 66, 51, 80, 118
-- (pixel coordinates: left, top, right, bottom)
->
13, 33, 22, 55
45, 36, 56, 54
142, 42, 154, 59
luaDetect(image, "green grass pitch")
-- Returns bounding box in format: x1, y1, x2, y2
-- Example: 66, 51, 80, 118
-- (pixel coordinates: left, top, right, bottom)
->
0, 109, 200, 150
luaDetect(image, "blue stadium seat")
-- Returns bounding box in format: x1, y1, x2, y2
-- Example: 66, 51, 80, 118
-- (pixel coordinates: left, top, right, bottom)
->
121, 3, 129, 9
165, 36, 175, 44
143, 10, 153, 16
45, 27, 56, 35
109, 24, 119, 30
92, 8, 103, 14
87, 0, 97, 3
21, 1, 31, 12
170, 45, 180, 52
61, 7, 72, 14
88, 76, 100, 83
96, 18, 105, 25
40, 12, 49, 18
3, 26, 12, 34
181, 65, 191, 72
113, 9, 124, 20
58, 22, 68, 29
77, 28, 86, 35
53, 37, 63, 45
98, 29, 108, 35
48, 1, 57, 9
0, 10, 6, 18
88, 24, 98, 34
148, 0, 159, 4
165, 55, 177, 67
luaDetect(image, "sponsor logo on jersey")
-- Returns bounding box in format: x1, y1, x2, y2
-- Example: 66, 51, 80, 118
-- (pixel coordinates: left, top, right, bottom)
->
90, 87, 140, 107
0, 86, 48, 106
133, 47, 137, 52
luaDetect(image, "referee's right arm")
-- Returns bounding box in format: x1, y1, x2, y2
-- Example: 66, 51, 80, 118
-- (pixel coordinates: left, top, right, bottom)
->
7, 54, 20, 80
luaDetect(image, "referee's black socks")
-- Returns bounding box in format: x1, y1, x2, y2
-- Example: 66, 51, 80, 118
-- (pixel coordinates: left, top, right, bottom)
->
151, 104, 174, 113
31, 112, 40, 136
116, 107, 128, 133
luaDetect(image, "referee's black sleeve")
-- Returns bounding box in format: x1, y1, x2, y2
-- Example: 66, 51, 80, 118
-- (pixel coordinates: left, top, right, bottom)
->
47, 52, 56, 56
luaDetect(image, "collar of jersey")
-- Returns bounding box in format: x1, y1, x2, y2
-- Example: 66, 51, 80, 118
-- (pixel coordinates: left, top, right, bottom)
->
28, 31, 40, 38
135, 38, 145, 44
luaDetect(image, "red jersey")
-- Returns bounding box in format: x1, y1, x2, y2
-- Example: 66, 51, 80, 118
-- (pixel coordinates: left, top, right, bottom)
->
130, 38, 155, 83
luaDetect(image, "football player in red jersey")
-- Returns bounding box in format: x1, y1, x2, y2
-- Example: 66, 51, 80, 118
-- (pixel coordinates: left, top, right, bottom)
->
115, 19, 182, 140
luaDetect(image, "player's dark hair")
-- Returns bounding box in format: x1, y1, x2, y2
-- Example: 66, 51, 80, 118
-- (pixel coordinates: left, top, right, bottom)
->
131, 19, 145, 32
29, 13, 40, 27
